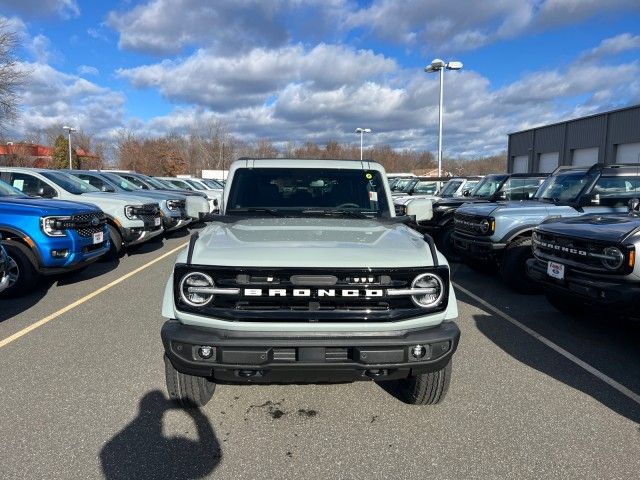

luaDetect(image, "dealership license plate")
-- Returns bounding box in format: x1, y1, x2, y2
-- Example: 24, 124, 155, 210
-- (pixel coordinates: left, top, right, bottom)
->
154, 217, 161, 227
93, 231, 104, 245
547, 261, 565, 280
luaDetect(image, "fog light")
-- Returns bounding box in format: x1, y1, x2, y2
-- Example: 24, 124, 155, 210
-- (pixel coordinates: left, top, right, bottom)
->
198, 346, 214, 359
51, 249, 69, 258
411, 345, 426, 359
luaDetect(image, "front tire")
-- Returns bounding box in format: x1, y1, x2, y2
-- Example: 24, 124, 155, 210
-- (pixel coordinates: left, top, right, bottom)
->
164, 355, 216, 408
394, 359, 452, 405
436, 225, 461, 263
499, 237, 540, 294
0, 242, 38, 297
105, 224, 123, 260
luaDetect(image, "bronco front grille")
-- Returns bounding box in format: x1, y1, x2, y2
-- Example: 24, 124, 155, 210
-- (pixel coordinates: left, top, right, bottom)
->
173, 265, 450, 322
454, 213, 488, 235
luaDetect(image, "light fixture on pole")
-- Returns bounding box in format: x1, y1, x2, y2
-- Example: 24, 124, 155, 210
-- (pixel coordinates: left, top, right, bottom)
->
62, 126, 77, 170
355, 127, 372, 161
424, 59, 463, 177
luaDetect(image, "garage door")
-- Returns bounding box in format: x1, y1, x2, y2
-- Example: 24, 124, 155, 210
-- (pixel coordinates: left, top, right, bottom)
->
512, 155, 528, 173
572, 147, 599, 167
538, 152, 559, 173
616, 143, 640, 164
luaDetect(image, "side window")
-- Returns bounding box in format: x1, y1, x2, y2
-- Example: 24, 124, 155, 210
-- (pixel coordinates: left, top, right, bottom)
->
122, 175, 148, 189
77, 174, 105, 190
10, 173, 56, 197
503, 178, 541, 201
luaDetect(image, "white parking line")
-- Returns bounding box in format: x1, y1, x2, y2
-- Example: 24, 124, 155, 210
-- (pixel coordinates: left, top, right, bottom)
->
0, 242, 188, 350
453, 281, 640, 406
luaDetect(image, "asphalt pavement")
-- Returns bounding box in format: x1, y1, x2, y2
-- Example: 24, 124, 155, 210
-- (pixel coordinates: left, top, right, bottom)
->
1, 227, 639, 479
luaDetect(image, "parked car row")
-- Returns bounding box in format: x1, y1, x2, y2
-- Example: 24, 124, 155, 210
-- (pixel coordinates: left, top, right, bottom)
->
390, 162, 640, 318
0, 167, 221, 297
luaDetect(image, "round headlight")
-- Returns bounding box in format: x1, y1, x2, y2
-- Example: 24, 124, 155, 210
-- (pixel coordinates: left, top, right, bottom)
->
410, 273, 444, 308
479, 219, 490, 233
179, 272, 214, 307
601, 247, 624, 270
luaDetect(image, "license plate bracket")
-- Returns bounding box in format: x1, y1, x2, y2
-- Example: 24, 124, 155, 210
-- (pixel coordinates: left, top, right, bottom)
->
547, 261, 565, 280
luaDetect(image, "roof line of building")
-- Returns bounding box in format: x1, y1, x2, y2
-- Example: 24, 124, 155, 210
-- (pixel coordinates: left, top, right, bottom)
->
508, 103, 640, 136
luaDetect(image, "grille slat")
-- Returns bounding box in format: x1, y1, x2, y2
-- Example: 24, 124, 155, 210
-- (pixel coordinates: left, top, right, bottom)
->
454, 213, 487, 235
533, 232, 614, 272
70, 212, 106, 238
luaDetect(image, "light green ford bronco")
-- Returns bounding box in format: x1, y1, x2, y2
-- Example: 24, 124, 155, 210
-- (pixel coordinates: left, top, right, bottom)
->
161, 159, 460, 407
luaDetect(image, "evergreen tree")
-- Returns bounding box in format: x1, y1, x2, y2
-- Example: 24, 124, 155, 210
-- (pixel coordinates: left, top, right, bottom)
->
51, 135, 78, 169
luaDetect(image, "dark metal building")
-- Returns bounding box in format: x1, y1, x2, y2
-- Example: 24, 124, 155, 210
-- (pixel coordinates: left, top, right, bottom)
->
507, 104, 640, 173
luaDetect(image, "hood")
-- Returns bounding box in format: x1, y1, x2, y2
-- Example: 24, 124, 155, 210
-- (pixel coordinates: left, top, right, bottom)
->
157, 188, 206, 198
538, 214, 640, 243
188, 217, 435, 268
0, 196, 100, 216
394, 194, 440, 205
120, 190, 186, 202
78, 191, 158, 205
457, 200, 549, 217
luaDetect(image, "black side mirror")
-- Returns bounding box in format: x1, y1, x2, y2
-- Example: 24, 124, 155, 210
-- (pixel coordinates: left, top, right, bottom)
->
462, 189, 470, 197
629, 198, 640, 213
101, 185, 115, 192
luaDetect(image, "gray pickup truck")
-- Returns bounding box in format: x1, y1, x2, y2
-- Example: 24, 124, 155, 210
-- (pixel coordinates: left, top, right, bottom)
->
161, 159, 460, 407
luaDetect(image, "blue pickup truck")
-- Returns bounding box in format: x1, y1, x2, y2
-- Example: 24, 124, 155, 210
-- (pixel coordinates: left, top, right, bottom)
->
0, 180, 110, 296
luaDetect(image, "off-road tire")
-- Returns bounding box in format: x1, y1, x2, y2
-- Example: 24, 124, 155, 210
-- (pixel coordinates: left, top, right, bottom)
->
437, 225, 461, 263
395, 359, 452, 405
164, 355, 216, 408
105, 224, 123, 260
0, 242, 38, 297
500, 237, 540, 294
545, 290, 588, 317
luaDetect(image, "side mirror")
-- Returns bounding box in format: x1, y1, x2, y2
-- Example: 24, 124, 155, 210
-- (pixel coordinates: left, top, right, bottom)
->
628, 198, 640, 213
405, 198, 433, 222
581, 193, 600, 206
101, 185, 115, 193
462, 189, 470, 197
37, 186, 57, 198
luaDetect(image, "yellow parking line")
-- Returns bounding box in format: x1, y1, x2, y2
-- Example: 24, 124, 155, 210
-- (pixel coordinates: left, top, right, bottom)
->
0, 242, 188, 349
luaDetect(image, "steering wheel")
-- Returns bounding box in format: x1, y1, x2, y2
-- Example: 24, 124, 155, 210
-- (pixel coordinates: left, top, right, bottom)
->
335, 203, 360, 209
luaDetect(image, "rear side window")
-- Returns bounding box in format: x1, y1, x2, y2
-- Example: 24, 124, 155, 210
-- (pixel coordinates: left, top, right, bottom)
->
9, 173, 55, 197
592, 176, 640, 206
502, 178, 544, 201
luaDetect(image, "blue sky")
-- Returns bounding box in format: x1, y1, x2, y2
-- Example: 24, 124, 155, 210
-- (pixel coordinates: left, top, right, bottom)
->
1, 0, 639, 156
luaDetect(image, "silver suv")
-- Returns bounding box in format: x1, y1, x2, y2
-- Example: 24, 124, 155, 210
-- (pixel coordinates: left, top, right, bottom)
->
161, 159, 460, 408
0, 168, 163, 257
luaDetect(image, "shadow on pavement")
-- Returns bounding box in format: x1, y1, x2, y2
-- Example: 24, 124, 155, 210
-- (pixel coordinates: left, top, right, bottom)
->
126, 238, 165, 256
0, 278, 54, 322
100, 390, 221, 480
472, 311, 640, 424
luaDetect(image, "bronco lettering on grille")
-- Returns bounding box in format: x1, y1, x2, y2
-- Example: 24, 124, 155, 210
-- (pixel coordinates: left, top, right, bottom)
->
244, 289, 385, 297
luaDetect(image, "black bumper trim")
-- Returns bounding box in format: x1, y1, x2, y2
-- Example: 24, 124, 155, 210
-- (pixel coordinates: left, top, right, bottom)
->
527, 258, 640, 311
161, 320, 460, 382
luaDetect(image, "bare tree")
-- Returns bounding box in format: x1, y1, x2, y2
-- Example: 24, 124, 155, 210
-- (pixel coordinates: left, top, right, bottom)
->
0, 19, 27, 129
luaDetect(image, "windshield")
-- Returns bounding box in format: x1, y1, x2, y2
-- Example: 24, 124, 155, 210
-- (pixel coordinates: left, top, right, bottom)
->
413, 180, 439, 194
227, 168, 391, 217
202, 179, 222, 189
470, 175, 508, 198
42, 171, 100, 194
185, 179, 206, 190
102, 173, 139, 192
145, 176, 171, 189
534, 171, 590, 202
0, 179, 25, 197
391, 178, 414, 192
439, 180, 463, 197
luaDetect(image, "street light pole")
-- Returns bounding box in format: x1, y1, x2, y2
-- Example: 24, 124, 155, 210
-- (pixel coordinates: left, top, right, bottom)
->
425, 59, 463, 177
62, 126, 76, 169
355, 128, 371, 161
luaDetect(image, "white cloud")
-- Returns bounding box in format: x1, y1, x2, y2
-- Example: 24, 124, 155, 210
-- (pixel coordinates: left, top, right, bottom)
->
117, 44, 396, 111
77, 65, 99, 76
0, 0, 79, 18
578, 33, 640, 63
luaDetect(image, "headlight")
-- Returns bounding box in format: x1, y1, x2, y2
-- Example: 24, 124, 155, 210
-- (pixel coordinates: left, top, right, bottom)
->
410, 273, 444, 308
41, 216, 71, 237
601, 246, 624, 270
479, 217, 495, 235
179, 272, 214, 307
124, 205, 141, 220
166, 200, 180, 211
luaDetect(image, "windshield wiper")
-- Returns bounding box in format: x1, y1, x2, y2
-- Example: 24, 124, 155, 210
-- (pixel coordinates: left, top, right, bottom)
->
302, 209, 372, 219
227, 207, 284, 216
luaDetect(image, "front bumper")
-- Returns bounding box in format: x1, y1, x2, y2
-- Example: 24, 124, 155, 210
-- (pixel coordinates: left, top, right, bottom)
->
527, 259, 640, 312
164, 217, 192, 232
162, 320, 460, 383
122, 222, 164, 246
452, 232, 505, 260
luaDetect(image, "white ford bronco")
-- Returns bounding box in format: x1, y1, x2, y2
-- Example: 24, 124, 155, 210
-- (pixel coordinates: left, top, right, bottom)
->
161, 159, 460, 407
